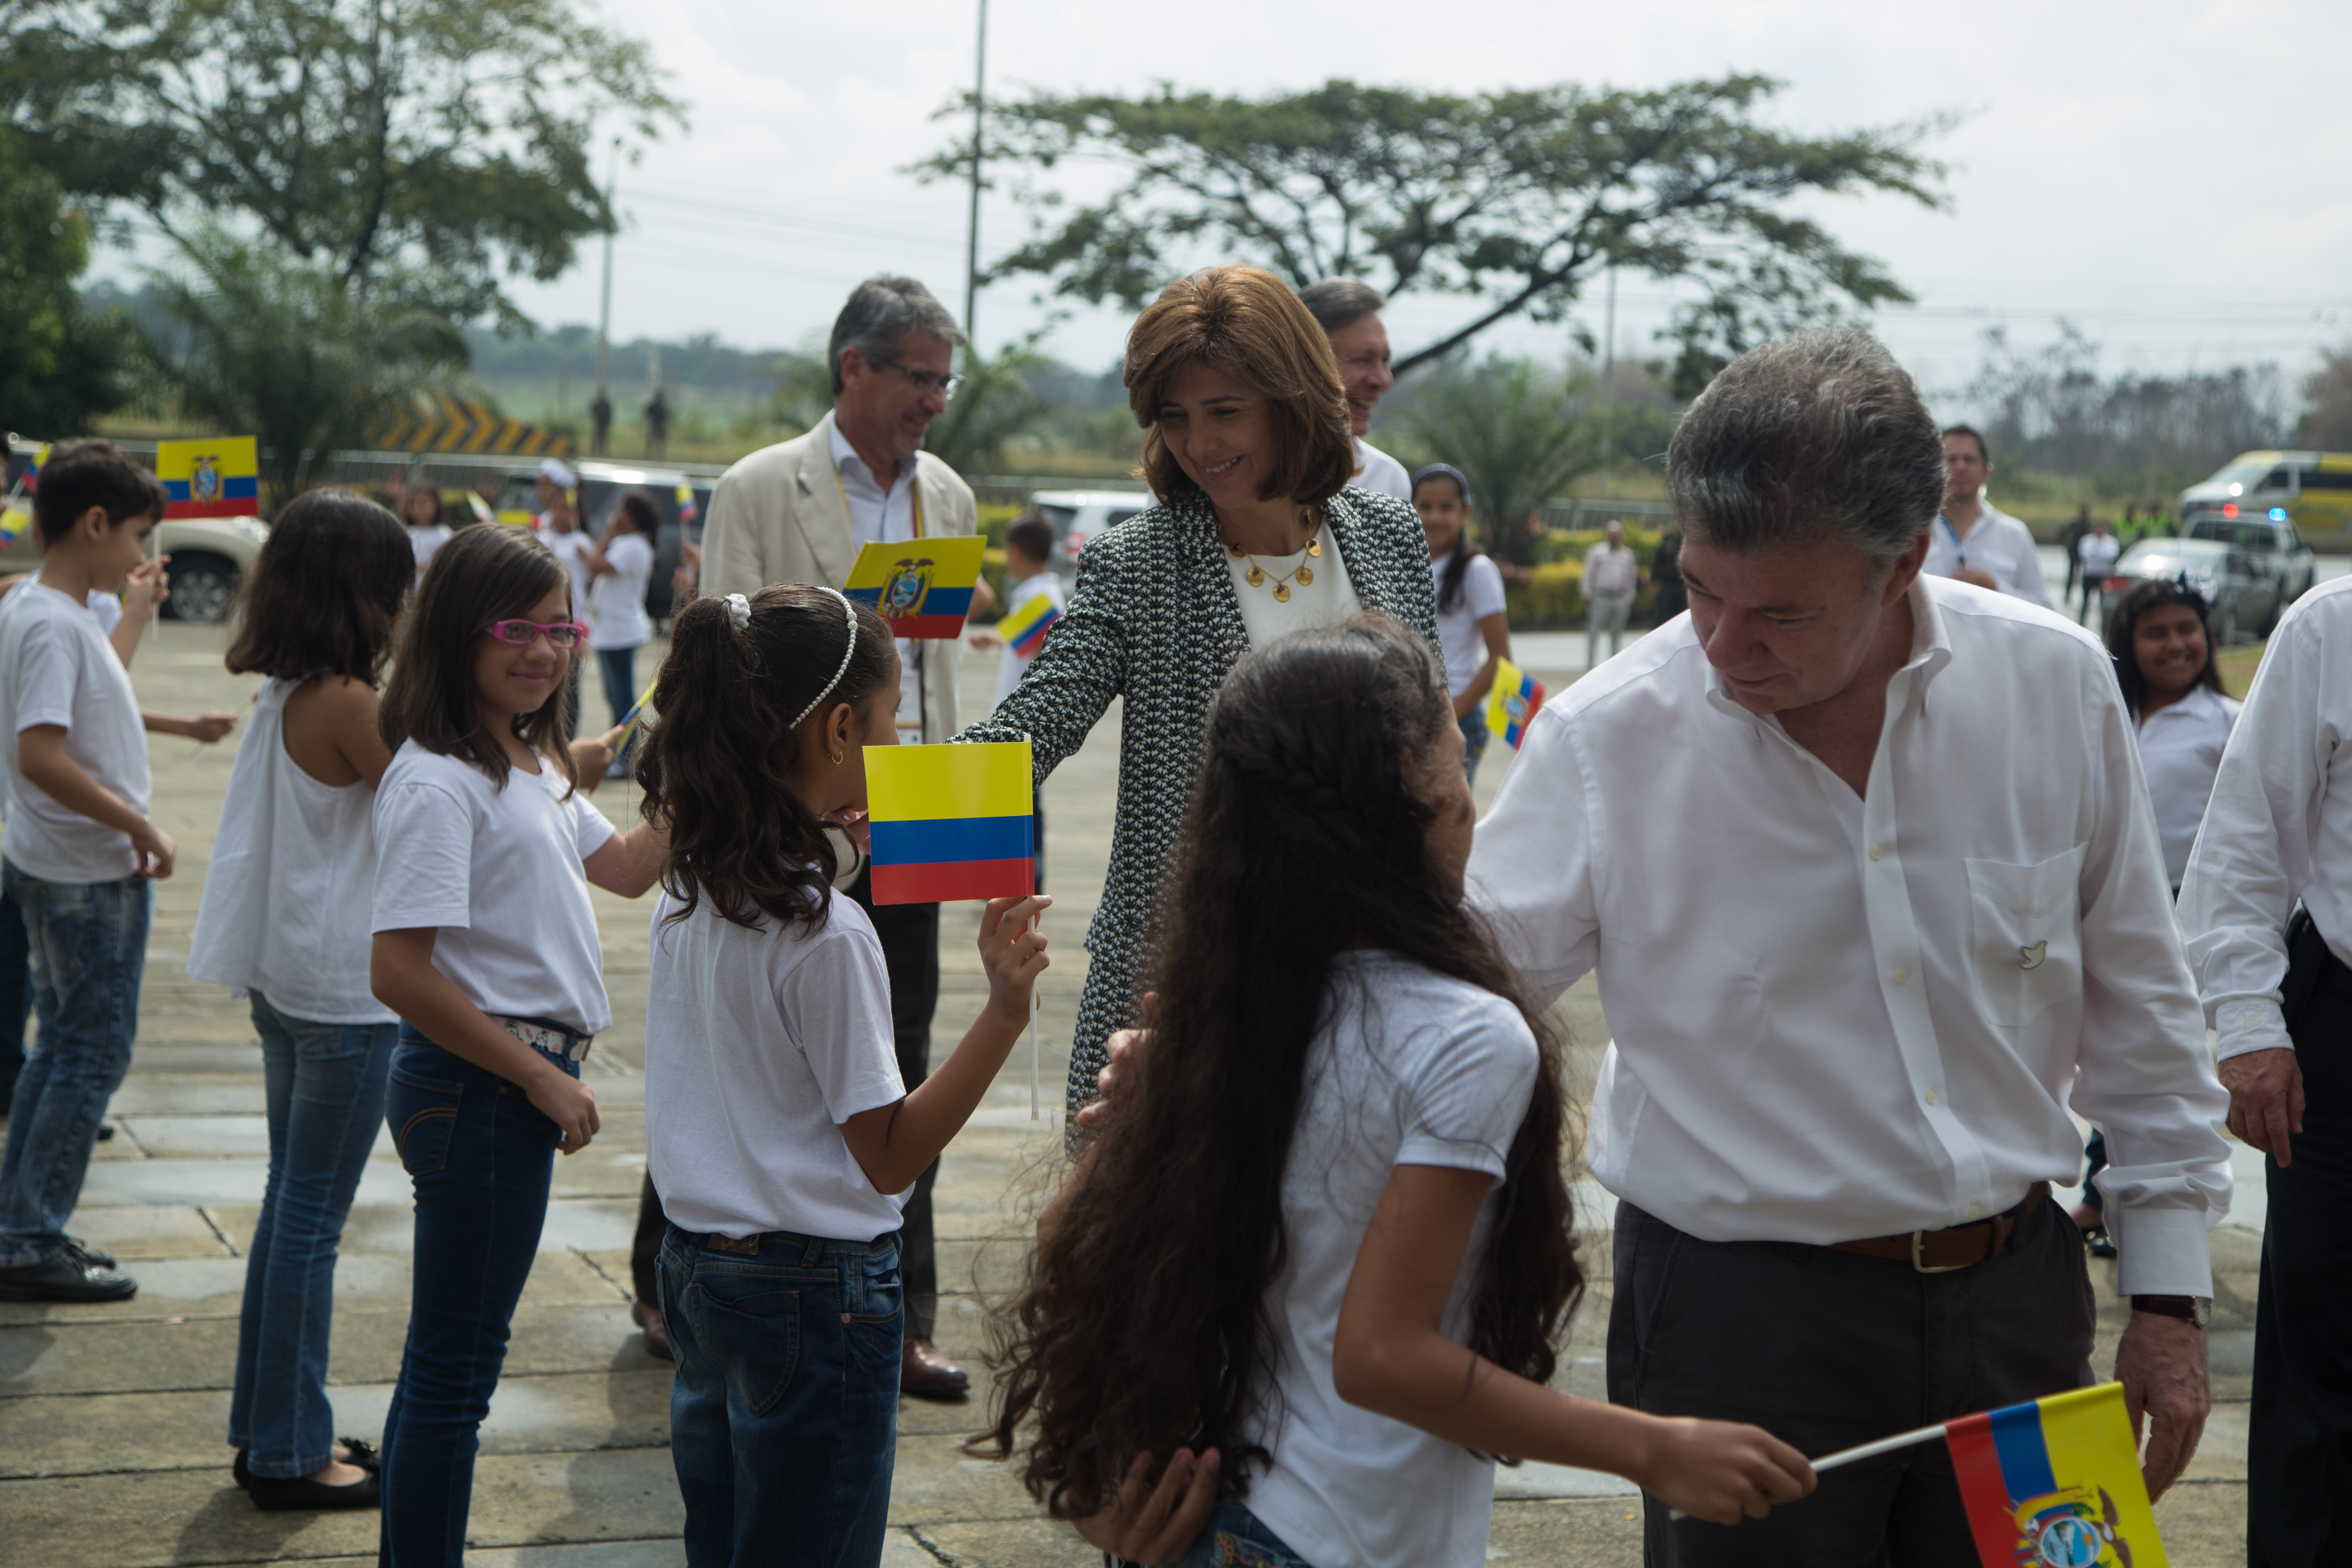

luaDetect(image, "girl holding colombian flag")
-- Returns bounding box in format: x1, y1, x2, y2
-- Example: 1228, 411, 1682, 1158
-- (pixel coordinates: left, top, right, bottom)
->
633, 584, 1049, 1566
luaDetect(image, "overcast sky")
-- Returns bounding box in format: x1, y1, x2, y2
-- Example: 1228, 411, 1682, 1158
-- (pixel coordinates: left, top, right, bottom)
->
509, 0, 2351, 410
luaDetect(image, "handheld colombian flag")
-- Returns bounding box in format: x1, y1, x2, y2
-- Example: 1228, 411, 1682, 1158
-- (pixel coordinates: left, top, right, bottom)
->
1944, 1384, 2165, 1568
1484, 657, 1546, 750
844, 536, 987, 639
995, 588, 1062, 658
155, 437, 261, 519
864, 740, 1034, 904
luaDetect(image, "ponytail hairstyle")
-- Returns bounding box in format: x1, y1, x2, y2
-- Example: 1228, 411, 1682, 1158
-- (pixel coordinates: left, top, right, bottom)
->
378, 522, 579, 794
611, 489, 660, 537
976, 615, 1583, 1514
1412, 463, 1480, 615
226, 489, 413, 684
637, 585, 895, 933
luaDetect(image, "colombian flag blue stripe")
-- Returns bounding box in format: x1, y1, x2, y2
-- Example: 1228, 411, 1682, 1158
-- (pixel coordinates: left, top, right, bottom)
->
869, 813, 1033, 867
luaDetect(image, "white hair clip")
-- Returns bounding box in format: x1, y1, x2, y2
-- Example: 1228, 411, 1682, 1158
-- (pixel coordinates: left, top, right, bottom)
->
725, 592, 751, 631
789, 588, 861, 729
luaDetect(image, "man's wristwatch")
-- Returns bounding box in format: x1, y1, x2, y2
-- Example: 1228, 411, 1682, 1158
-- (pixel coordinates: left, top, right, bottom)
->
2131, 1295, 2212, 1327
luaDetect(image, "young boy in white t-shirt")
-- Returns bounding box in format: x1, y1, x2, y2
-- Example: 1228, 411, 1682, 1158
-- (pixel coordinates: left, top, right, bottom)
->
970, 513, 1064, 891
0, 440, 175, 1303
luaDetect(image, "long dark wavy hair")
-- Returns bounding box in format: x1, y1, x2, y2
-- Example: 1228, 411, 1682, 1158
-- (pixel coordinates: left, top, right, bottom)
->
636, 585, 895, 933
378, 522, 579, 795
2103, 576, 2226, 719
974, 616, 1583, 1514
226, 489, 412, 684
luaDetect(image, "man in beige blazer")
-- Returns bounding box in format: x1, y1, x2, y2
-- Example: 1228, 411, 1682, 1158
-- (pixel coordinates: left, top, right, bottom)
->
691, 275, 984, 1400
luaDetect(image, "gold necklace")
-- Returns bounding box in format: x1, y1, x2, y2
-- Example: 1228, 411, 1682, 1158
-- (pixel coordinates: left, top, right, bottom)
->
1224, 514, 1325, 603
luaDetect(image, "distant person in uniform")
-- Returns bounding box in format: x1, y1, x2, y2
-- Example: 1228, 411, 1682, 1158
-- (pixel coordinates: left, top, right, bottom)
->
644, 387, 670, 459
589, 391, 613, 458
1298, 278, 1410, 501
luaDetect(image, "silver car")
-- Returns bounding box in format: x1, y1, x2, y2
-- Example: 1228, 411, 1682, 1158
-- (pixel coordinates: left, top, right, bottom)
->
2095, 538, 2275, 644
1027, 489, 1151, 573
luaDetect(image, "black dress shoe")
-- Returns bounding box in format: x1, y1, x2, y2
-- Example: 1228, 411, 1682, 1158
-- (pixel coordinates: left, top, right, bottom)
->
2084, 1225, 2118, 1259
250, 1468, 382, 1512
233, 1448, 249, 1490
64, 1238, 115, 1270
0, 1248, 136, 1301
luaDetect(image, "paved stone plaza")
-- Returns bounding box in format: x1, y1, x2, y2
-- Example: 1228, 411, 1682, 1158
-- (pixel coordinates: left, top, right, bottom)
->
0, 622, 2258, 1565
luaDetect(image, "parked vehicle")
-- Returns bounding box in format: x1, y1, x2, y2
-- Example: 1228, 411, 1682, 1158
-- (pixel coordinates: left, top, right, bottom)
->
1027, 489, 1151, 573
2180, 451, 2352, 541
4, 440, 266, 623
2183, 511, 2317, 611
491, 462, 713, 623
2097, 537, 2279, 643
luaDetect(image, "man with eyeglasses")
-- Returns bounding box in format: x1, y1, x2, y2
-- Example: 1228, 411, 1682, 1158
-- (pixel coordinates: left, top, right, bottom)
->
696, 274, 988, 1400
1299, 277, 1410, 501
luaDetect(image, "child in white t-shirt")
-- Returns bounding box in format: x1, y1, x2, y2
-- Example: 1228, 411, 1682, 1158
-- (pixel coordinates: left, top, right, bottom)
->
636, 584, 1048, 1566
1412, 464, 1511, 784
366, 521, 667, 1561
400, 485, 454, 579
0, 440, 175, 1306
980, 618, 1815, 1567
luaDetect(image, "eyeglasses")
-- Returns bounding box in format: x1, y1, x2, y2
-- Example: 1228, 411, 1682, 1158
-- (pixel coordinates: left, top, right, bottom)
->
485, 619, 589, 649
877, 359, 965, 399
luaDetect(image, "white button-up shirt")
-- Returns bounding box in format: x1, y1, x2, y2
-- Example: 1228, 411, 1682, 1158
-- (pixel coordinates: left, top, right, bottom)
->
2181, 575, 2352, 1063
826, 411, 919, 547
2136, 684, 2239, 890
1467, 576, 2229, 1296
1923, 499, 2052, 608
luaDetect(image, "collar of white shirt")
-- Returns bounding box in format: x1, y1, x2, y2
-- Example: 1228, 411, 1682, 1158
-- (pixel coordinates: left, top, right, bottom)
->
824, 410, 918, 545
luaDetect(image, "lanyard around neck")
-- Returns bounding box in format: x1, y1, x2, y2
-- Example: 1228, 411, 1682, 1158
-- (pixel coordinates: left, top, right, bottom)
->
1938, 514, 1965, 564
834, 461, 924, 541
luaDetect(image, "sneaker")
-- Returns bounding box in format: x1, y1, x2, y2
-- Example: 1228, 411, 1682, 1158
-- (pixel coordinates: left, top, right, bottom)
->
0, 1248, 137, 1302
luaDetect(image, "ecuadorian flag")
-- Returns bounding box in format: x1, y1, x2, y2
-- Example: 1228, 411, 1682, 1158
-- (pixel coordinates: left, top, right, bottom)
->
1945, 1383, 2167, 1568
996, 587, 1062, 658
1484, 657, 1546, 750
844, 536, 988, 640
864, 740, 1034, 904
1, 442, 47, 546
155, 437, 260, 519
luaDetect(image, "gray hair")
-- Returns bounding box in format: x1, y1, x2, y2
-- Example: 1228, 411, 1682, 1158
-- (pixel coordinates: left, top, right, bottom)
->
1298, 277, 1386, 336
827, 276, 968, 395
1666, 328, 1945, 568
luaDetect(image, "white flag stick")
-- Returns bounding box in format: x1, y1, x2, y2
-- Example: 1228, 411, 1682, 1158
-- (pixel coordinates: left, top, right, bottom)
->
1669, 1421, 1943, 1518
1028, 954, 1040, 1121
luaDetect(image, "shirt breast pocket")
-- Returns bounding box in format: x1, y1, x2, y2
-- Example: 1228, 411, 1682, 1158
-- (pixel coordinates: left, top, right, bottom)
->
1965, 845, 2087, 1028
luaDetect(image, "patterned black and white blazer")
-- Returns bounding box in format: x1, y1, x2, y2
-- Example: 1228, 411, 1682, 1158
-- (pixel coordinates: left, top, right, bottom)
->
959, 484, 1443, 1115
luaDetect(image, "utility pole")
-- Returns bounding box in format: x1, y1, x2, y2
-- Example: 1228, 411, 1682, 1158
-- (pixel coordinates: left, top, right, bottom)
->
962, 0, 988, 352
1598, 265, 1617, 497
595, 137, 621, 403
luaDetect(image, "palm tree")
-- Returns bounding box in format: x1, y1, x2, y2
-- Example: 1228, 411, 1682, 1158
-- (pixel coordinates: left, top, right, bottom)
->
1395, 355, 1602, 564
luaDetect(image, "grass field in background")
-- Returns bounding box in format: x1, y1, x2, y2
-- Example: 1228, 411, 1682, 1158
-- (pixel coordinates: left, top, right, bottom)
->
2217, 642, 2266, 698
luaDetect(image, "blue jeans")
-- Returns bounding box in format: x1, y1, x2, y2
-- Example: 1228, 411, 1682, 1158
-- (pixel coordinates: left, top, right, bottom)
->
377, 1027, 568, 1566
659, 1223, 904, 1568
597, 644, 640, 771
1175, 1503, 1314, 1567
1457, 711, 1490, 785
0, 864, 147, 1267
228, 993, 397, 1478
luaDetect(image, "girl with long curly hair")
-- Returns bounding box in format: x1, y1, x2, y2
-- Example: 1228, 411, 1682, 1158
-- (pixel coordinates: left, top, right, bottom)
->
977, 616, 1813, 1567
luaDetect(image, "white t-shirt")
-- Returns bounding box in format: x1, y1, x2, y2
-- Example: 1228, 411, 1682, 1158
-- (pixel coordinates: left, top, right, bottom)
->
2137, 684, 2241, 889
2077, 532, 2121, 581
0, 575, 122, 822
0, 584, 149, 883
408, 524, 453, 577
644, 889, 909, 1242
1923, 502, 2054, 608
371, 741, 618, 1035
1227, 521, 1363, 648
591, 533, 655, 650
542, 527, 597, 620
1353, 438, 1412, 501
991, 571, 1067, 710
188, 679, 394, 1023
1431, 552, 1508, 698
1243, 953, 1541, 1568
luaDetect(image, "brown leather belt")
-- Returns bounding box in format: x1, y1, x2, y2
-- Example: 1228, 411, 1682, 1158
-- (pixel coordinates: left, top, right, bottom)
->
1827, 1182, 2049, 1273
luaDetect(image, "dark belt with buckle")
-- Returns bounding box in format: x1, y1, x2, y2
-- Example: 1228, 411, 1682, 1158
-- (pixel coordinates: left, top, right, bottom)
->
1827, 1181, 2049, 1273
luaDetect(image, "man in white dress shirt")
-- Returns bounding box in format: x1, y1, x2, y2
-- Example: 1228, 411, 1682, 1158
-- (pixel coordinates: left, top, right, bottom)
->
2178, 579, 2352, 1564
1298, 278, 1410, 501
1468, 329, 2228, 1564
1922, 426, 2052, 607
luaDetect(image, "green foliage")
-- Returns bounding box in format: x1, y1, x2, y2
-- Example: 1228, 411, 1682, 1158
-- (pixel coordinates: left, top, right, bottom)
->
4, 0, 683, 325
146, 227, 467, 504
1393, 356, 1602, 565
918, 76, 1947, 375
0, 129, 138, 434
923, 341, 1060, 477
768, 350, 833, 436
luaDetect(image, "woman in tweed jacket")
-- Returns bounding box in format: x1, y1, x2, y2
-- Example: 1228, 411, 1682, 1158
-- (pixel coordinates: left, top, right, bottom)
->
959, 267, 1440, 1115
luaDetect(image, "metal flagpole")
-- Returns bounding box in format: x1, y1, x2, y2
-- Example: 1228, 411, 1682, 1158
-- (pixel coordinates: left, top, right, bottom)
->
963, 0, 988, 343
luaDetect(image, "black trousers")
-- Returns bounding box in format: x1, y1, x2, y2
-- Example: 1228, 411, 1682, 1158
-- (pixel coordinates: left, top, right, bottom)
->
1608, 1193, 2094, 1566
846, 865, 942, 1343
2250, 958, 2352, 1565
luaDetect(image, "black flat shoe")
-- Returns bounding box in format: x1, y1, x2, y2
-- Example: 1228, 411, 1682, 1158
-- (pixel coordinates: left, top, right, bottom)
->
233, 1448, 249, 1490
250, 1468, 382, 1512
0, 1248, 135, 1301
238, 1439, 372, 1491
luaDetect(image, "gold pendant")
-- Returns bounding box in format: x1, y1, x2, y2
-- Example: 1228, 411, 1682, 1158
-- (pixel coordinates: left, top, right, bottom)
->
1247, 565, 1265, 587
1227, 542, 1246, 558
1273, 582, 1292, 603
1295, 565, 1314, 586
1307, 538, 1322, 557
